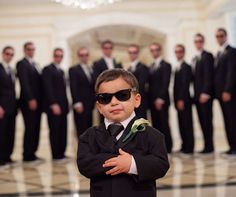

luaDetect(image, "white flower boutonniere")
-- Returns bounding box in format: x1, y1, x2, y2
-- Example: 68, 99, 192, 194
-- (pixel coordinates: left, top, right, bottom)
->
122, 118, 151, 143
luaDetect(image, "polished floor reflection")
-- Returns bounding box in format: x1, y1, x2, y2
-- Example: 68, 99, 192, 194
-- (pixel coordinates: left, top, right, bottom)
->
1, 153, 236, 196
0, 113, 236, 197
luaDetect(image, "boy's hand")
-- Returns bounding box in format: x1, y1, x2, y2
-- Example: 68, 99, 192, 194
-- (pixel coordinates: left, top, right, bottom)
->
103, 149, 132, 176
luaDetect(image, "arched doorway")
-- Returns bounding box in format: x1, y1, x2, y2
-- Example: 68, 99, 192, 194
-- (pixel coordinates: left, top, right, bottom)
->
67, 24, 166, 67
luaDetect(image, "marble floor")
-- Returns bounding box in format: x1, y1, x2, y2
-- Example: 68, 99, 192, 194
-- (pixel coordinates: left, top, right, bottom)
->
1, 111, 236, 197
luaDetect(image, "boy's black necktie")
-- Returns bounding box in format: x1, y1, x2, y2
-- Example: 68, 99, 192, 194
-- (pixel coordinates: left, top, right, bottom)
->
108, 123, 124, 139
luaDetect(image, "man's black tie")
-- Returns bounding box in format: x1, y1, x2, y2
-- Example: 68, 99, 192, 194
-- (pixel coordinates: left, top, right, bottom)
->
108, 123, 124, 139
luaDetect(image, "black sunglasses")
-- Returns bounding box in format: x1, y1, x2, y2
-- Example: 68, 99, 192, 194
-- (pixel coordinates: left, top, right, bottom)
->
95, 88, 137, 105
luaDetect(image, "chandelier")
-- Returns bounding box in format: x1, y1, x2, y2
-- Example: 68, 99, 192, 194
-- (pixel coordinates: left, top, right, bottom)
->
52, 0, 122, 9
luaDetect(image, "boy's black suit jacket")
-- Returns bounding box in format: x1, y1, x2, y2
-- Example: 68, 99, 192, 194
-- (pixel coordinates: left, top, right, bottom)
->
42, 64, 69, 114
0, 63, 17, 115
214, 45, 236, 99
173, 62, 192, 105
93, 58, 122, 80
148, 60, 171, 106
77, 117, 169, 197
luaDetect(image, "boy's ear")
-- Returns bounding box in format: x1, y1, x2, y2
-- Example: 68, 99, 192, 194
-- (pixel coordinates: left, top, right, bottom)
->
134, 93, 141, 108
96, 102, 103, 115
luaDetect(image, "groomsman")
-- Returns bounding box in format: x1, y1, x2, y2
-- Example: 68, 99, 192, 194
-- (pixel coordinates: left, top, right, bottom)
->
127, 44, 149, 119
0, 46, 17, 168
42, 48, 69, 162
17, 42, 43, 163
69, 47, 95, 137
149, 43, 172, 153
192, 33, 214, 154
173, 44, 194, 154
93, 40, 122, 80
214, 28, 236, 155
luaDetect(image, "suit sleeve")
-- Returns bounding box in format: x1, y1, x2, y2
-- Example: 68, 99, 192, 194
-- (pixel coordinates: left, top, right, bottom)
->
92, 61, 101, 80
132, 128, 169, 182
17, 62, 34, 101
159, 63, 171, 100
42, 67, 56, 105
202, 53, 214, 95
69, 68, 81, 104
179, 66, 192, 101
77, 129, 117, 178
224, 49, 236, 93
136, 65, 149, 94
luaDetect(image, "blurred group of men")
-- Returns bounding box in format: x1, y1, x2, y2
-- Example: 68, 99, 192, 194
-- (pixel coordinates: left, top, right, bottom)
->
0, 27, 236, 169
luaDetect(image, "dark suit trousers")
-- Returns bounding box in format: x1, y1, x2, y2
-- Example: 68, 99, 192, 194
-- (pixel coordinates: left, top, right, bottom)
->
151, 104, 172, 153
22, 108, 41, 160
177, 103, 194, 153
73, 110, 93, 137
195, 99, 214, 151
47, 111, 67, 159
0, 114, 16, 162
219, 98, 236, 151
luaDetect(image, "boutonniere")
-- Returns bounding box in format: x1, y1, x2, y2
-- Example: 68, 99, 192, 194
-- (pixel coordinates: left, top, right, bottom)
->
122, 118, 151, 143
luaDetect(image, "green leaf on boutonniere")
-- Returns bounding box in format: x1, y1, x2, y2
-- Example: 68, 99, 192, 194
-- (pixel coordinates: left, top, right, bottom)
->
122, 118, 151, 143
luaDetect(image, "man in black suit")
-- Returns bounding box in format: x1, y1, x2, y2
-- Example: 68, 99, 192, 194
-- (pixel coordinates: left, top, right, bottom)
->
69, 47, 95, 137
127, 44, 149, 119
0, 46, 17, 168
17, 42, 43, 163
42, 48, 69, 162
192, 33, 215, 154
93, 40, 122, 80
149, 43, 172, 153
214, 28, 236, 155
173, 44, 194, 154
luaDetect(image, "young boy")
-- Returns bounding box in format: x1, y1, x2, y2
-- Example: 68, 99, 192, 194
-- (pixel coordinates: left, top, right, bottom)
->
77, 69, 169, 197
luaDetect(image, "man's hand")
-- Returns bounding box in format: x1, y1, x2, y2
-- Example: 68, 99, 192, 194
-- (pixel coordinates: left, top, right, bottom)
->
177, 100, 184, 111
0, 106, 5, 119
154, 99, 164, 111
222, 92, 231, 103
199, 94, 209, 104
51, 104, 62, 115
103, 149, 132, 176
75, 104, 84, 114
28, 99, 38, 111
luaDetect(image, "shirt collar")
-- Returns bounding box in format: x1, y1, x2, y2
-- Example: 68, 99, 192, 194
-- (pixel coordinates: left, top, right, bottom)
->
219, 41, 228, 52
176, 59, 184, 70
104, 56, 113, 62
25, 56, 33, 64
154, 57, 162, 66
196, 49, 203, 57
104, 111, 136, 130
2, 61, 10, 69
130, 59, 139, 68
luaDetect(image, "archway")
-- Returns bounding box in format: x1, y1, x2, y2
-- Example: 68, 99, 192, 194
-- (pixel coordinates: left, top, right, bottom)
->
67, 24, 166, 67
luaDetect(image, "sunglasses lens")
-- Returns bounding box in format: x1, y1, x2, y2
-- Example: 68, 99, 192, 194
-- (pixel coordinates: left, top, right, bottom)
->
96, 94, 112, 104
96, 89, 134, 105
115, 89, 131, 102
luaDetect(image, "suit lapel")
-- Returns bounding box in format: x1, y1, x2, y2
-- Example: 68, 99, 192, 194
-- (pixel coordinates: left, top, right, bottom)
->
95, 123, 117, 152
117, 117, 137, 148
78, 64, 91, 84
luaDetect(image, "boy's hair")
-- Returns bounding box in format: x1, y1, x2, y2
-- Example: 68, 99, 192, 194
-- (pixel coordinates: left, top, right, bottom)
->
95, 68, 139, 93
